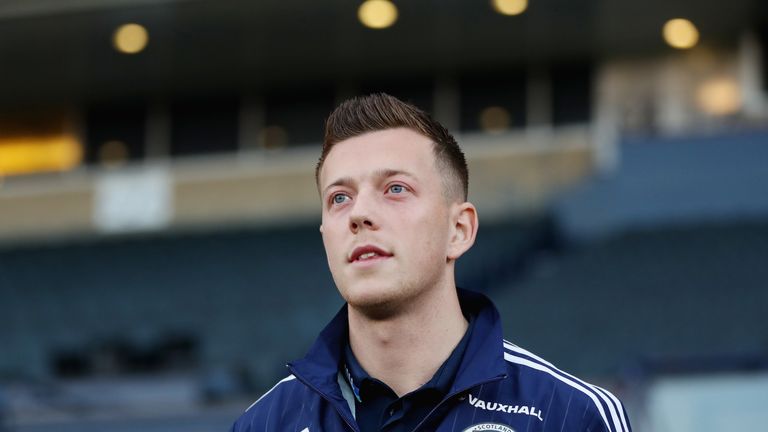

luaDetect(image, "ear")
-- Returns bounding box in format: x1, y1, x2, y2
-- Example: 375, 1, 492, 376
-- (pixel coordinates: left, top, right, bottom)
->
319, 224, 324, 234
447, 202, 478, 261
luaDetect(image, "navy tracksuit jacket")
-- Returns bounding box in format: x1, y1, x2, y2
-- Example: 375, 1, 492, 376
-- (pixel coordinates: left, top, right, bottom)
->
231, 289, 631, 432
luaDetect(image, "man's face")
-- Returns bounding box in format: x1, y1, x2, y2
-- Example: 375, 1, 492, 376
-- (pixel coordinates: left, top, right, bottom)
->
318, 128, 455, 316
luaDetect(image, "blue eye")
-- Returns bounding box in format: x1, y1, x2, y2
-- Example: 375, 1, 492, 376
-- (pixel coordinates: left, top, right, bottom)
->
332, 193, 349, 204
389, 185, 404, 194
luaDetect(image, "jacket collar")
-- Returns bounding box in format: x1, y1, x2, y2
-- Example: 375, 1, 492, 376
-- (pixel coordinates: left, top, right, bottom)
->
288, 288, 508, 402
449, 289, 508, 393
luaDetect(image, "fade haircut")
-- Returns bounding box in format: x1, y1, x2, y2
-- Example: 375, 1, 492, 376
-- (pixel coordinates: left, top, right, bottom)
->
316, 93, 469, 202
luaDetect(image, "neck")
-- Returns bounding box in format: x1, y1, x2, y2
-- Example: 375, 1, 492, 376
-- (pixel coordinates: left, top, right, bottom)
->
347, 281, 467, 397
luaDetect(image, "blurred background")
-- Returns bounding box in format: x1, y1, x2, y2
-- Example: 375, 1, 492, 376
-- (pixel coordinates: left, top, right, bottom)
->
1, 0, 767, 430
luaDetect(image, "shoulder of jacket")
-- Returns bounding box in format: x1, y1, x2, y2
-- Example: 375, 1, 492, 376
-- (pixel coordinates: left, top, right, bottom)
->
243, 374, 298, 414
230, 375, 301, 432
501, 340, 631, 432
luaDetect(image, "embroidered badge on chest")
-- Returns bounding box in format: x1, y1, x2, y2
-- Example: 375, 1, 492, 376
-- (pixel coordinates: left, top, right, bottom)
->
462, 423, 516, 432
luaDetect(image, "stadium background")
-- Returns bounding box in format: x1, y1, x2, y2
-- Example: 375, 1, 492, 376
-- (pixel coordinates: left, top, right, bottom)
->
1, 0, 767, 430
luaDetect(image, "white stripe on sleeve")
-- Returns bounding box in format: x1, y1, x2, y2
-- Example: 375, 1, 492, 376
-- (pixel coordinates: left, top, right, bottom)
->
244, 374, 297, 413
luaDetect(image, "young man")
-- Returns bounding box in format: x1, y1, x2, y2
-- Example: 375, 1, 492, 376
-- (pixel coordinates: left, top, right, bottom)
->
231, 94, 631, 432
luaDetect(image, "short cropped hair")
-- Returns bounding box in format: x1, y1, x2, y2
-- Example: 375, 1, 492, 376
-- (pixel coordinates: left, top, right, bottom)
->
316, 93, 469, 201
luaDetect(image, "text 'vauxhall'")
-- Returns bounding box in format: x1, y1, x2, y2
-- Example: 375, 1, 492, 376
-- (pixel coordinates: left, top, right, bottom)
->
468, 394, 544, 421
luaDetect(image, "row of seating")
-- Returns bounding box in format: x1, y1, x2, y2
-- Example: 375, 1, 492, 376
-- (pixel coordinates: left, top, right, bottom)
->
492, 218, 768, 378
4, 216, 764, 393
0, 219, 546, 385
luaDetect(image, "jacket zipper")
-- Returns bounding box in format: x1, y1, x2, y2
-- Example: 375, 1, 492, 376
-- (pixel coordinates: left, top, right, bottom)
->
409, 374, 508, 432
291, 368, 507, 432
289, 368, 361, 432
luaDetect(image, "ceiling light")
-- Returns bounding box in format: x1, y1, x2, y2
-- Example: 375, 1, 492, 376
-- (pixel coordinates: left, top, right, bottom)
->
99, 140, 129, 167
697, 77, 741, 116
492, 0, 528, 16
113, 23, 149, 54
663, 18, 699, 50
358, 0, 398, 29
479, 106, 511, 133
260, 126, 288, 149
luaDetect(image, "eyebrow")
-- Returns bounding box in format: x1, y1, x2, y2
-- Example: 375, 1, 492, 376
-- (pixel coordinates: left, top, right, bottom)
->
322, 169, 419, 196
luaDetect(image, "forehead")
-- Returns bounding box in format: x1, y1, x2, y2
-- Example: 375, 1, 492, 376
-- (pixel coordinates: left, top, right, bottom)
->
319, 128, 438, 187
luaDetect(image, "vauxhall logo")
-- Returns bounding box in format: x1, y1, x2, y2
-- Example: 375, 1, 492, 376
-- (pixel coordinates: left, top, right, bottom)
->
467, 394, 544, 422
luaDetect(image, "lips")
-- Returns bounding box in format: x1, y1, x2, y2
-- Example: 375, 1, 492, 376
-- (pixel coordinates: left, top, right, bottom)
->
348, 245, 393, 263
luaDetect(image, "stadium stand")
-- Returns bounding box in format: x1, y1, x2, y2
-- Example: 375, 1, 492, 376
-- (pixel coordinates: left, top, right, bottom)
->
0, 220, 552, 387
493, 219, 768, 378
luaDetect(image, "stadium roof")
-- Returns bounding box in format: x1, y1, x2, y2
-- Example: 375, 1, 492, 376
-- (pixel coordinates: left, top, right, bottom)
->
0, 0, 763, 105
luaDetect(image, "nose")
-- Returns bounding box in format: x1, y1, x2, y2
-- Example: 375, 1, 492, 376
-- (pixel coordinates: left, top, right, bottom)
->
348, 192, 379, 233
350, 215, 376, 233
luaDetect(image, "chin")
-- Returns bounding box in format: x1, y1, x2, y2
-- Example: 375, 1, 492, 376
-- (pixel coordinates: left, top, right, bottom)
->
338, 281, 411, 320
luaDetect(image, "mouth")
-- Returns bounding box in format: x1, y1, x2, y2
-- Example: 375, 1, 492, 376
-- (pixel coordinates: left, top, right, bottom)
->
348, 245, 393, 263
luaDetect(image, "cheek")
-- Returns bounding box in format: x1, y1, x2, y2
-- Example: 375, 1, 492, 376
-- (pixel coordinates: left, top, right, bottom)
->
321, 224, 343, 257
408, 212, 450, 256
